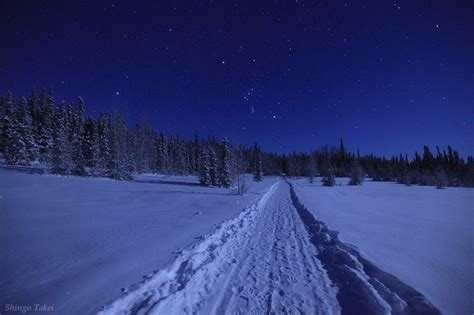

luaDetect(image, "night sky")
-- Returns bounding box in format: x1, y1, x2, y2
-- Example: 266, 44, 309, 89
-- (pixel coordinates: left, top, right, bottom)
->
1, 1, 473, 156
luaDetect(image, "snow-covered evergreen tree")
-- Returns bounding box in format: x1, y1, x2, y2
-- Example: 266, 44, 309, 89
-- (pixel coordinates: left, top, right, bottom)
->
435, 168, 448, 189
93, 113, 111, 177
307, 155, 316, 183
131, 125, 144, 173
192, 131, 200, 174
108, 113, 132, 180
16, 97, 37, 165
209, 147, 219, 186
37, 87, 54, 163
155, 132, 169, 174
173, 137, 187, 175
254, 152, 263, 182
27, 89, 40, 157
199, 148, 211, 186
0, 94, 8, 154
3, 92, 20, 165
234, 148, 248, 195
69, 98, 86, 175
322, 163, 336, 187
51, 102, 69, 174
218, 137, 232, 188
143, 124, 157, 173
287, 153, 298, 178
349, 160, 364, 185
83, 117, 96, 168
71, 137, 86, 175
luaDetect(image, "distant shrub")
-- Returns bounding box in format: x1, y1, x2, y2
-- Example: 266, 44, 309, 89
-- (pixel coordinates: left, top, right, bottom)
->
348, 160, 364, 185
322, 166, 336, 187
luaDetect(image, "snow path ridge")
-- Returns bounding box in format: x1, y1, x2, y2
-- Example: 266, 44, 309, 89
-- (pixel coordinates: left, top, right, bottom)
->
98, 179, 340, 314
287, 181, 442, 315
98, 178, 442, 315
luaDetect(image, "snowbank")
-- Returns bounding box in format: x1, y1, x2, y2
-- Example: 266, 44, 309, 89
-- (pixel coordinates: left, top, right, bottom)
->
0, 169, 275, 314
292, 177, 473, 315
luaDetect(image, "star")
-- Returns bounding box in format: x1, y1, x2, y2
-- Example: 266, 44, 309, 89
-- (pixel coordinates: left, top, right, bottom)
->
115, 91, 120, 95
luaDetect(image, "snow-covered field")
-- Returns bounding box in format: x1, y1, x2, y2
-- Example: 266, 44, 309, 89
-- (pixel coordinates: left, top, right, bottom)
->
98, 178, 440, 315
1, 169, 469, 314
99, 179, 341, 315
292, 177, 473, 315
0, 169, 275, 314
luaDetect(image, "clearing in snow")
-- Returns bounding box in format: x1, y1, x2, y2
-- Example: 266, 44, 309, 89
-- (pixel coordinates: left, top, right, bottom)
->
292, 177, 473, 315
100, 179, 440, 315
0, 169, 274, 314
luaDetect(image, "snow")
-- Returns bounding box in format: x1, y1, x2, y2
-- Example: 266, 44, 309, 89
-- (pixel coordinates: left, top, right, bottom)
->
1, 169, 464, 314
292, 177, 473, 315
100, 178, 438, 315
0, 169, 275, 314
99, 179, 340, 315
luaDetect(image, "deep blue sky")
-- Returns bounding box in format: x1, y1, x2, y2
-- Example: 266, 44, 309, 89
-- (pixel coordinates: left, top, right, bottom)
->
1, 1, 473, 156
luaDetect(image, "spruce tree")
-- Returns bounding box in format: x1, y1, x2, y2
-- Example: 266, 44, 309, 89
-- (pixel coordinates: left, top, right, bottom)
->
218, 137, 232, 188
307, 155, 316, 183
155, 132, 169, 174
174, 138, 187, 175
28, 88, 41, 154
83, 117, 96, 168
143, 124, 156, 173
3, 92, 20, 165
322, 163, 336, 187
37, 87, 54, 163
234, 148, 248, 195
92, 113, 111, 177
193, 131, 200, 174
16, 97, 36, 165
435, 168, 448, 189
0, 95, 6, 154
209, 147, 219, 186
349, 160, 364, 185
131, 125, 145, 173
66, 98, 86, 175
108, 113, 132, 180
254, 152, 263, 181
51, 102, 69, 174
199, 148, 211, 186
71, 137, 86, 175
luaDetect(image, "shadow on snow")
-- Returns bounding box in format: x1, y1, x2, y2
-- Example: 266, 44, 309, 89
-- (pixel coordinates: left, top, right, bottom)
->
287, 181, 441, 315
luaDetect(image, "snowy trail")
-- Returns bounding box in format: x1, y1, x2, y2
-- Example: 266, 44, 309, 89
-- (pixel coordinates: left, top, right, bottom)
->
208, 180, 340, 314
99, 179, 441, 315
99, 179, 340, 314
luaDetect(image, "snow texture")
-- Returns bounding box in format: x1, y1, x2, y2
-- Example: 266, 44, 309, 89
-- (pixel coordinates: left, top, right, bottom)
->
100, 179, 440, 315
0, 168, 274, 314
99, 179, 340, 315
292, 177, 473, 315
0, 167, 460, 314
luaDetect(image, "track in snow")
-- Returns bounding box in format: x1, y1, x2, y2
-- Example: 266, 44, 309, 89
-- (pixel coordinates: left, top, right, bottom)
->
99, 179, 441, 315
99, 179, 339, 314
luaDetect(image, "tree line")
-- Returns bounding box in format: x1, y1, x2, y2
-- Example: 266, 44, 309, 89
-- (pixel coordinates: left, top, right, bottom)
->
0, 88, 265, 187
284, 139, 474, 188
1, 88, 473, 188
